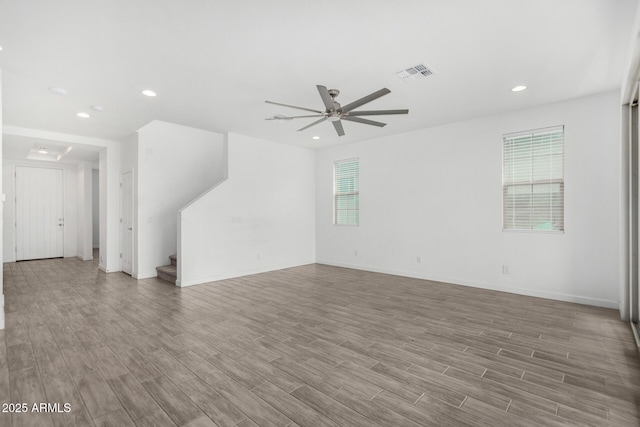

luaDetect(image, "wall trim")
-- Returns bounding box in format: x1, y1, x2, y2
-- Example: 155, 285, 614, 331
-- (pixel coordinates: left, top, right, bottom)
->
177, 260, 316, 287
316, 259, 619, 310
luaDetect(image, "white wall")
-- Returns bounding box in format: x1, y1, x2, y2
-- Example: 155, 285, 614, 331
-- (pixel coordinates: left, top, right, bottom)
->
92, 169, 99, 248
120, 132, 137, 274
98, 143, 122, 273
178, 133, 316, 286
76, 161, 92, 260
136, 121, 226, 278
0, 69, 3, 330
120, 133, 137, 173
3, 160, 78, 262
316, 90, 622, 309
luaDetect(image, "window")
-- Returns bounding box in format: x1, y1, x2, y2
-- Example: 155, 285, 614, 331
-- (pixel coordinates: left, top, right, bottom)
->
503, 126, 564, 232
334, 159, 359, 225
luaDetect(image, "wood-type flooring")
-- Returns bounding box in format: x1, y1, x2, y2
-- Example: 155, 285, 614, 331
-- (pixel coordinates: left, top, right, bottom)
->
1, 256, 639, 426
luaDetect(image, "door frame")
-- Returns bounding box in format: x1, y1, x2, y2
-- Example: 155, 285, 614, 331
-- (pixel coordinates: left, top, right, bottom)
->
120, 170, 134, 275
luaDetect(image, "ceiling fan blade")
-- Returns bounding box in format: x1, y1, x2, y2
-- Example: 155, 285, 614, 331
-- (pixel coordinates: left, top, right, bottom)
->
347, 109, 409, 116
332, 120, 345, 137
297, 117, 327, 132
340, 88, 391, 113
317, 85, 335, 111
265, 101, 322, 114
342, 116, 386, 127
265, 114, 325, 120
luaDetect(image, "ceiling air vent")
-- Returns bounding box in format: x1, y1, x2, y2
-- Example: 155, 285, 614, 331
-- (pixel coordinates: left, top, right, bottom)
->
396, 63, 434, 82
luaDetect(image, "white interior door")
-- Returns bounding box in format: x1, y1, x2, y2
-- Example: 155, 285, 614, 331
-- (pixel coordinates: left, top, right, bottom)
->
121, 171, 133, 275
15, 166, 64, 261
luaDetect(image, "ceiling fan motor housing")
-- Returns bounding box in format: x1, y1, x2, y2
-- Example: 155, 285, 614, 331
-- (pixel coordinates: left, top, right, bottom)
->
265, 84, 408, 136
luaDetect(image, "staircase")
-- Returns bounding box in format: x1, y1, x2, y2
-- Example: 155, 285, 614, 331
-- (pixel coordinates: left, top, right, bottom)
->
156, 254, 177, 284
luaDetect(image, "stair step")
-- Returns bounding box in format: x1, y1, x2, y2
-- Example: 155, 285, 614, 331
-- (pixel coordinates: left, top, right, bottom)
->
156, 265, 177, 284
170, 254, 177, 266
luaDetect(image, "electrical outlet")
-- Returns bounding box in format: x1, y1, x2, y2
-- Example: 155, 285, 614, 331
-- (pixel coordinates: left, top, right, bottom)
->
417, 256, 422, 264
257, 253, 261, 260
502, 265, 509, 274
354, 250, 359, 257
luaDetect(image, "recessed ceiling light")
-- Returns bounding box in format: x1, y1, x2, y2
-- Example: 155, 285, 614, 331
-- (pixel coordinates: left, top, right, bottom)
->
49, 87, 69, 95
0, 46, 3, 51
512, 85, 527, 92
77, 112, 90, 119
90, 105, 104, 112
312, 136, 320, 140
38, 149, 48, 154
141, 89, 157, 97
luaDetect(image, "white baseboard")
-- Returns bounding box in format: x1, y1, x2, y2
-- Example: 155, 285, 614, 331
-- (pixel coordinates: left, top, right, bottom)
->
177, 260, 316, 287
316, 259, 619, 310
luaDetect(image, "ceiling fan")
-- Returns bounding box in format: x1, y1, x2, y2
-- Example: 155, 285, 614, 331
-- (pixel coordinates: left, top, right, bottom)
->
265, 85, 408, 137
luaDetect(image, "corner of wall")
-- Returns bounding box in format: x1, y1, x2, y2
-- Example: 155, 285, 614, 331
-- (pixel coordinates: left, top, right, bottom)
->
222, 132, 229, 180
136, 122, 226, 279
177, 209, 182, 286
98, 140, 123, 273
1, 67, 4, 329
176, 131, 230, 286
179, 133, 316, 286
620, 103, 631, 321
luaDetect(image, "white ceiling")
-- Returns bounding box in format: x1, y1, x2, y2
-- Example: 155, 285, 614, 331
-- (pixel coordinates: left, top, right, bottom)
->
0, 0, 637, 149
3, 134, 101, 165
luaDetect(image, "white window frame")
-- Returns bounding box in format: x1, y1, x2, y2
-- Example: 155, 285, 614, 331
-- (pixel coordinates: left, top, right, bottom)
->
502, 126, 564, 233
333, 158, 359, 226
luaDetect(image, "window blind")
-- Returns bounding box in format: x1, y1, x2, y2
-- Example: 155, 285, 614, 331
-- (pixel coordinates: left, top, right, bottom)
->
334, 159, 359, 225
503, 126, 564, 232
